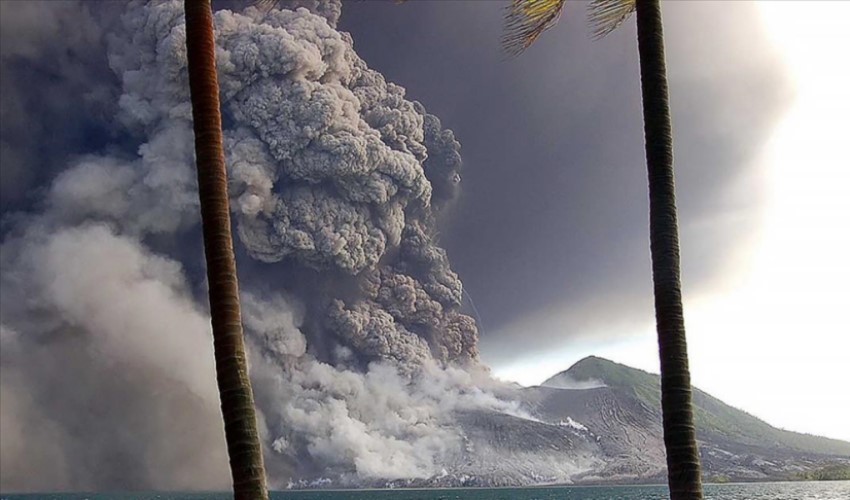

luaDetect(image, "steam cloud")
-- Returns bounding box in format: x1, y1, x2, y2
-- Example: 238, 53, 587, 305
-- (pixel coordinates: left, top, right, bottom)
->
542, 374, 607, 391
0, 0, 514, 490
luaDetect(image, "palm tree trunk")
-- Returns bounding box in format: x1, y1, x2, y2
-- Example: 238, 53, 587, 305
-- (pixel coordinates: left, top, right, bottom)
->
184, 1, 269, 499
634, 0, 703, 498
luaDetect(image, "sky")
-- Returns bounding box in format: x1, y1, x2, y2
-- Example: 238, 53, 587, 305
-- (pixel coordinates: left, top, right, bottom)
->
338, 1, 850, 442
0, 1, 848, 489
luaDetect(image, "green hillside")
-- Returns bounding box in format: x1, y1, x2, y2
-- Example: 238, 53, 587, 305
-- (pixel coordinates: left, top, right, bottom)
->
552, 356, 850, 457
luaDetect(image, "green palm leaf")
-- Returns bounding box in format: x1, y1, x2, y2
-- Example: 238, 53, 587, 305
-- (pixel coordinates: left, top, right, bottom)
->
502, 0, 636, 56
588, 0, 636, 40
502, 0, 567, 57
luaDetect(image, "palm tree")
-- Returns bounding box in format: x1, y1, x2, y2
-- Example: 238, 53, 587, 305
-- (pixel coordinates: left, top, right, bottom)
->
184, 1, 269, 499
503, 1, 703, 498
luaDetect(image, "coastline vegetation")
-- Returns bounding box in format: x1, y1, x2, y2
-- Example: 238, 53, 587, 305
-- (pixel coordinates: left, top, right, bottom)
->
791, 464, 850, 481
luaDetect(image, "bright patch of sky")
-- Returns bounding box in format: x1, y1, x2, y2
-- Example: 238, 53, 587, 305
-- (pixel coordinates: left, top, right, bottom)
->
494, 1, 850, 442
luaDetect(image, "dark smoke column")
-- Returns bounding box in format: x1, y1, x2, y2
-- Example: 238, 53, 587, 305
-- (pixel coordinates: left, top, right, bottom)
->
215, 4, 480, 373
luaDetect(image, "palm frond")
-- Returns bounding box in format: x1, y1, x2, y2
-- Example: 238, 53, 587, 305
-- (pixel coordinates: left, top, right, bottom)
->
502, 0, 567, 57
587, 0, 636, 40
252, 0, 280, 14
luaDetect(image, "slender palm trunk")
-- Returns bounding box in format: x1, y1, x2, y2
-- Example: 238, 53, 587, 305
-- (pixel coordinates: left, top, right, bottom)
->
184, 1, 268, 499
634, 0, 703, 498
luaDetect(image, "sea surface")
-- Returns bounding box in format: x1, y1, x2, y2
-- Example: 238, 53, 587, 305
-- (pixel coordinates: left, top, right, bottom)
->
4, 481, 850, 500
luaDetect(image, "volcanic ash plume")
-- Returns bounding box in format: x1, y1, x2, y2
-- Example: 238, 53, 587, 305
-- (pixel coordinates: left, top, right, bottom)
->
0, 0, 512, 490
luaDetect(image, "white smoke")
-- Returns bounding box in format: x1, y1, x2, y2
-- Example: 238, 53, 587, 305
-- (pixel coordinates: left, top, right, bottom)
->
0, 0, 517, 490
542, 374, 607, 391
0, 224, 228, 491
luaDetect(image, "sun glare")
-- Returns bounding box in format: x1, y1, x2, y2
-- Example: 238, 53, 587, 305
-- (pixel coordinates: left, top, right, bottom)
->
685, 1, 850, 440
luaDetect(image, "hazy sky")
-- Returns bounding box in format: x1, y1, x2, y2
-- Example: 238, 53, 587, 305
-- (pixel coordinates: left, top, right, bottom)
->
338, 1, 850, 441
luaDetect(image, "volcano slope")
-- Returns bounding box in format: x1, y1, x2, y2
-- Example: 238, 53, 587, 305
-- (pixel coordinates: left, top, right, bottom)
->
401, 356, 850, 487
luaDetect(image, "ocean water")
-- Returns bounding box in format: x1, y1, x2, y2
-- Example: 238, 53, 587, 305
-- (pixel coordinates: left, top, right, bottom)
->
4, 482, 850, 500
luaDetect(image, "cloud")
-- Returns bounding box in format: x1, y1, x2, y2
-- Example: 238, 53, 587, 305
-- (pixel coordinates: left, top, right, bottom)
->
0, 224, 227, 490
542, 374, 606, 391
337, 0, 792, 363
1, 0, 791, 489
0, 0, 509, 490
0, 0, 119, 212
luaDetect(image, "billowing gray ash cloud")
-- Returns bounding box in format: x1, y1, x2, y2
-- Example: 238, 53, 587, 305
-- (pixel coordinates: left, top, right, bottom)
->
0, 0, 515, 491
